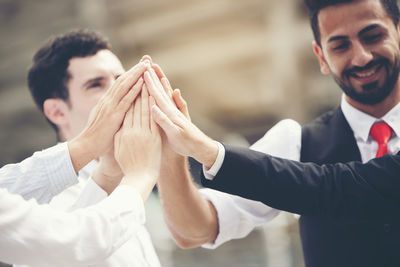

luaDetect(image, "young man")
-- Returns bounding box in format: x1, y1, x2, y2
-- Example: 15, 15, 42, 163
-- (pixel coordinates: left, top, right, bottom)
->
0, 61, 164, 266
21, 29, 162, 267
152, 0, 400, 266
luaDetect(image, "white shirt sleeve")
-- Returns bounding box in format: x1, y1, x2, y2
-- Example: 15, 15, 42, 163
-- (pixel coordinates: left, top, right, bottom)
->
200, 119, 302, 248
0, 185, 146, 267
0, 142, 78, 204
70, 178, 108, 210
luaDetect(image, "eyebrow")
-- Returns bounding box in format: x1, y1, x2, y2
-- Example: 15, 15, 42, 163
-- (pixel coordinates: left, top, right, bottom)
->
327, 24, 382, 44
358, 24, 380, 36
327, 35, 348, 43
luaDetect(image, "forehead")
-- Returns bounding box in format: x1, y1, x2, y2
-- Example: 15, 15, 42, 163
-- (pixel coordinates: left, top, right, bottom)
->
67, 49, 124, 85
318, 0, 393, 42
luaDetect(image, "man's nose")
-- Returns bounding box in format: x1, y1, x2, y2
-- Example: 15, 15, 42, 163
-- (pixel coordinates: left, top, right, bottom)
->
350, 42, 373, 67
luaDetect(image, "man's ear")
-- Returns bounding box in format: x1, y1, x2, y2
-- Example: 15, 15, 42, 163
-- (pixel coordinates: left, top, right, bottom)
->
43, 98, 70, 127
312, 41, 330, 75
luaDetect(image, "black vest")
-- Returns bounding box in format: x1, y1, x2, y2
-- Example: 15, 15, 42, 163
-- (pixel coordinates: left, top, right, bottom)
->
300, 107, 400, 267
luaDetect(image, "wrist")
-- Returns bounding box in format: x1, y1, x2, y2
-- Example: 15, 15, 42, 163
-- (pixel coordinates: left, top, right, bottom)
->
192, 135, 218, 169
92, 167, 123, 195
120, 172, 157, 202
68, 136, 95, 172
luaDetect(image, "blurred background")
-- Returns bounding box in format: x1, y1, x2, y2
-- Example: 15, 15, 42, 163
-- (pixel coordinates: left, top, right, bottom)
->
0, 0, 344, 266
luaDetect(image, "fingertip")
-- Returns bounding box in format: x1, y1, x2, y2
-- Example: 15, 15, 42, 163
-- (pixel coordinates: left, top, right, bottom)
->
141, 55, 152, 63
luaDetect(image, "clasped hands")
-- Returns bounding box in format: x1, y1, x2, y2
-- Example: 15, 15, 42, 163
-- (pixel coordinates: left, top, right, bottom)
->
68, 56, 219, 199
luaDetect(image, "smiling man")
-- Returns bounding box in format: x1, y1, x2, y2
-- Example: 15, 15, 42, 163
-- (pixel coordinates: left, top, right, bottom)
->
153, 1, 400, 267
24, 29, 161, 267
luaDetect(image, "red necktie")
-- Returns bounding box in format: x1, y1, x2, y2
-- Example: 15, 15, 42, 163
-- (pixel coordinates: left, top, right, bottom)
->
370, 122, 393, 158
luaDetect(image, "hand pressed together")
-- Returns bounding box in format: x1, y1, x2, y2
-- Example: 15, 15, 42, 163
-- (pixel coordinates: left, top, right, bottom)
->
68, 62, 148, 171
114, 82, 162, 201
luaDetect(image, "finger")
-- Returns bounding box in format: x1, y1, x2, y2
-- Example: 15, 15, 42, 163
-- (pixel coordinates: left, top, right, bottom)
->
133, 94, 142, 128
149, 67, 165, 94
110, 62, 147, 103
151, 105, 178, 137
123, 104, 134, 129
161, 77, 173, 99
144, 71, 186, 126
152, 63, 173, 99
141, 84, 150, 130
144, 71, 171, 110
172, 89, 190, 120
117, 77, 144, 116
152, 64, 166, 80
140, 55, 153, 64
149, 95, 158, 133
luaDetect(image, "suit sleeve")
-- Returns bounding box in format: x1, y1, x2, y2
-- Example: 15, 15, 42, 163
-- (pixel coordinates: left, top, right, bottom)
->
201, 144, 400, 219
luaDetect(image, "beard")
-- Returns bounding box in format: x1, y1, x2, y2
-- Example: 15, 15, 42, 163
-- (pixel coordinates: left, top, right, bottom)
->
332, 57, 400, 105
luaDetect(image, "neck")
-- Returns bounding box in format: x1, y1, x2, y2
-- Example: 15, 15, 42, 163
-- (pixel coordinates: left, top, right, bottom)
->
345, 81, 400, 118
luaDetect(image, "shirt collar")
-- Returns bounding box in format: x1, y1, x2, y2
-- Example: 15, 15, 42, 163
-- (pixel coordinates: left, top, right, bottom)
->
341, 94, 400, 142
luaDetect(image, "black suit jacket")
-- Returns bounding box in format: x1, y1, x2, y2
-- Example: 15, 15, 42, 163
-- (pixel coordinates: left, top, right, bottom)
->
201, 144, 400, 219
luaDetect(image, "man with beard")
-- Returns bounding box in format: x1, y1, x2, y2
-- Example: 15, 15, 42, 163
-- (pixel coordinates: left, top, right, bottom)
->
153, 0, 400, 267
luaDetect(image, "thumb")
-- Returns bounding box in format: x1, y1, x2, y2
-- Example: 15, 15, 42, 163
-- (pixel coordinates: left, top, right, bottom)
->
172, 89, 190, 120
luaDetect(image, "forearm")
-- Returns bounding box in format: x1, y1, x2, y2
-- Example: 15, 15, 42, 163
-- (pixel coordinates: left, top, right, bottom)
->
203, 144, 400, 218
157, 154, 218, 248
120, 172, 157, 202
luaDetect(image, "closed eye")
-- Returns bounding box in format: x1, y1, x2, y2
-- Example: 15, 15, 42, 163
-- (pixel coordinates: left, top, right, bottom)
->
332, 41, 350, 52
362, 33, 383, 44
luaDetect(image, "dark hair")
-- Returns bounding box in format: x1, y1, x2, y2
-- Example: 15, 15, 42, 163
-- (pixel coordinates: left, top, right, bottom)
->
304, 0, 400, 46
27, 29, 111, 134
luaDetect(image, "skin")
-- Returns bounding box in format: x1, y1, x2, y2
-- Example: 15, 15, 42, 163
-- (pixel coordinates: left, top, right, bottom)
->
142, 60, 219, 248
114, 84, 162, 201
67, 61, 148, 172
313, 0, 400, 117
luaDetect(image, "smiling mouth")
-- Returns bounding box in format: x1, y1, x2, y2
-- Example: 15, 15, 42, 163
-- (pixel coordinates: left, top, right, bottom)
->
349, 63, 383, 82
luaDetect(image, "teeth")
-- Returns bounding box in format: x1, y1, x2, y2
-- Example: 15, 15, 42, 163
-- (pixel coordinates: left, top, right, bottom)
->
352, 64, 380, 78
355, 69, 376, 78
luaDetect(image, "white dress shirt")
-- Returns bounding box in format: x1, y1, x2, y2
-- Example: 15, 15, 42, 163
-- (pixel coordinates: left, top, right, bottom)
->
0, 143, 155, 267
20, 161, 161, 267
200, 95, 400, 248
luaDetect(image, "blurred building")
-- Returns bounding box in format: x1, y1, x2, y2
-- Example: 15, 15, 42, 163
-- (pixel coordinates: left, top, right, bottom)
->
0, 0, 344, 266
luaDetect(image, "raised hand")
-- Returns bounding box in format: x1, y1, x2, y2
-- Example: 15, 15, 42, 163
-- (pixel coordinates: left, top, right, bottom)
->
143, 67, 218, 168
68, 62, 148, 171
114, 84, 162, 201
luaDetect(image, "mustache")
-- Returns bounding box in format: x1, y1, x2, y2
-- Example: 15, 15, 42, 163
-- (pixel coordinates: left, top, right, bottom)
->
343, 58, 387, 76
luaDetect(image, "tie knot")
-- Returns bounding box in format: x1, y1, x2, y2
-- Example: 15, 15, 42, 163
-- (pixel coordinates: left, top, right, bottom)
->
370, 122, 392, 144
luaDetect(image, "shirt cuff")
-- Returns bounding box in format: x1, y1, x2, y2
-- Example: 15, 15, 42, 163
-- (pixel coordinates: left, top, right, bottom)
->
203, 142, 225, 180
42, 142, 78, 195
199, 188, 242, 249
71, 178, 108, 209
